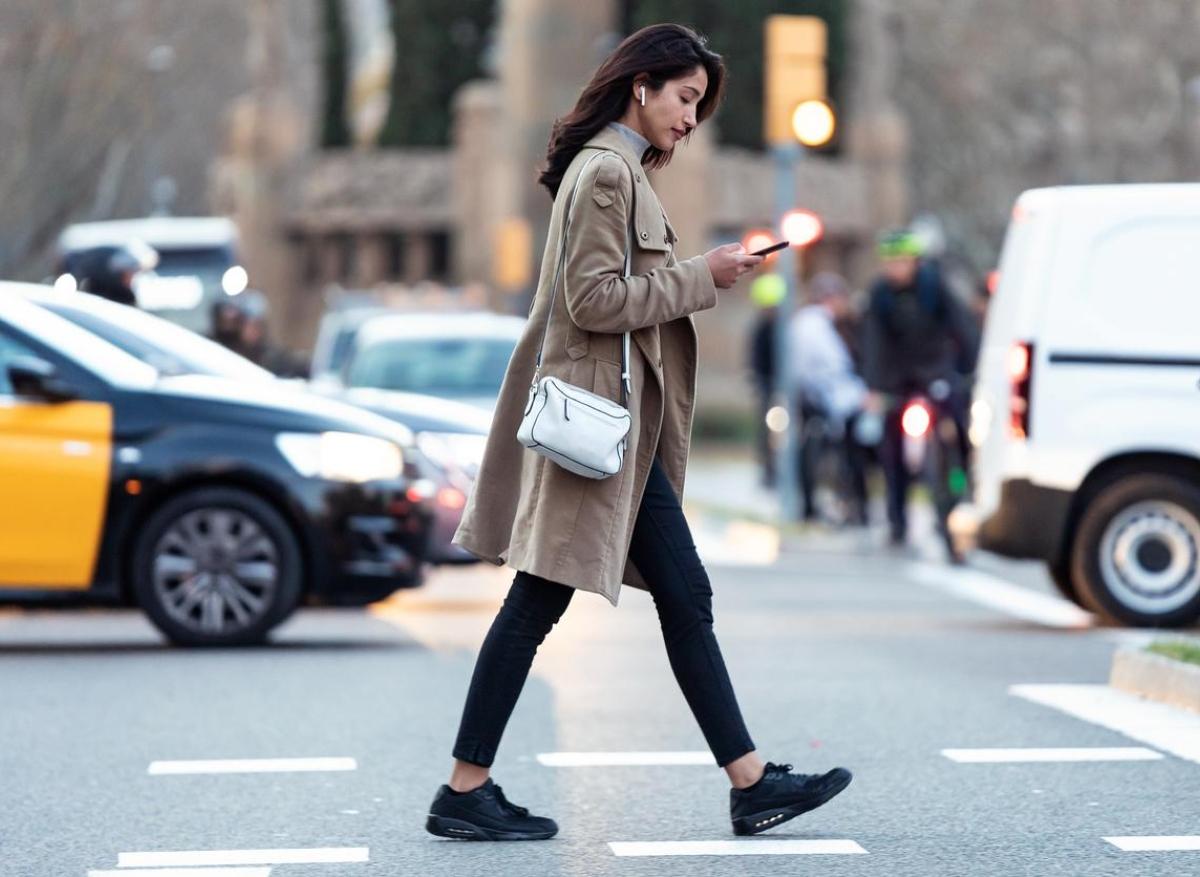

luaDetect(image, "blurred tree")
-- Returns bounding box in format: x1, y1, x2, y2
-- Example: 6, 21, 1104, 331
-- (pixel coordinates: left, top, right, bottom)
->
0, 0, 318, 281
319, 0, 352, 147
376, 0, 495, 147
621, 0, 847, 150
883, 0, 1200, 267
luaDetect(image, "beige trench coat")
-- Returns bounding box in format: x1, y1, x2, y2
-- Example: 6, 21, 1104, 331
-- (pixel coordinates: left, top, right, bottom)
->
450, 125, 719, 605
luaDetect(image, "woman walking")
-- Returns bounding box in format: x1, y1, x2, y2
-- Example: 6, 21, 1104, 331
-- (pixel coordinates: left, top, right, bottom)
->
427, 23, 852, 841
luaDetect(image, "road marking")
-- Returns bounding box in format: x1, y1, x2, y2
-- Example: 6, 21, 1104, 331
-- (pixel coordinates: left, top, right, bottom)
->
147, 757, 357, 775
942, 746, 1163, 763
1011, 684, 1200, 764
537, 751, 715, 767
1105, 836, 1200, 852
907, 563, 1094, 628
608, 840, 867, 857
117, 848, 368, 868
90, 869, 270, 877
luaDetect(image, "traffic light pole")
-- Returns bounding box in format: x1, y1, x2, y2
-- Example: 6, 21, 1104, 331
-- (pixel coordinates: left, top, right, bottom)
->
772, 141, 803, 523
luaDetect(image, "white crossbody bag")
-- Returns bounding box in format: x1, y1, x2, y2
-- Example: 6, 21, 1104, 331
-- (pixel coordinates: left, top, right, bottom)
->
516, 150, 633, 479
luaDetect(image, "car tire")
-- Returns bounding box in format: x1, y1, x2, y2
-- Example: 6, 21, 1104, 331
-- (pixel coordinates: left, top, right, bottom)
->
132, 487, 303, 646
1046, 559, 1082, 607
1070, 473, 1200, 627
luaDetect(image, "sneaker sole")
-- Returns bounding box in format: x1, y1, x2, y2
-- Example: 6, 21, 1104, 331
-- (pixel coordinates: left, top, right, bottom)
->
730, 772, 853, 836
425, 813, 557, 841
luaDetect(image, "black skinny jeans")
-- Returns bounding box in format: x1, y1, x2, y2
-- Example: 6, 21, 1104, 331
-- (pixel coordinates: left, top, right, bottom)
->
452, 455, 756, 769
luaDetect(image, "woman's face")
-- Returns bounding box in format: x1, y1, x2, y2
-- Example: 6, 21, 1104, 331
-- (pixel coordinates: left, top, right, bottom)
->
636, 66, 708, 151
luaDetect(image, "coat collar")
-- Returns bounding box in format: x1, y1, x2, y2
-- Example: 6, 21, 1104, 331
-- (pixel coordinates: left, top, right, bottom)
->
582, 124, 649, 171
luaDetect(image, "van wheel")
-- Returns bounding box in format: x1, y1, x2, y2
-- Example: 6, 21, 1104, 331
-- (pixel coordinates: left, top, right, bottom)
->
1046, 560, 1082, 607
132, 488, 303, 646
1071, 474, 1200, 627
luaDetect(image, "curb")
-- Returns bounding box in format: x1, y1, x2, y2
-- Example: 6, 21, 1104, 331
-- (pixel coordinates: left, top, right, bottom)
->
1110, 646, 1200, 714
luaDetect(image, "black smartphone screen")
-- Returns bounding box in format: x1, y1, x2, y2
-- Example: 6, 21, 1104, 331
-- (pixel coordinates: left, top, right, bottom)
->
750, 240, 789, 257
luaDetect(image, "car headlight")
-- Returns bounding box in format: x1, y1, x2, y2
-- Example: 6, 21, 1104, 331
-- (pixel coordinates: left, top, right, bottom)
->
275, 431, 404, 483
416, 431, 487, 477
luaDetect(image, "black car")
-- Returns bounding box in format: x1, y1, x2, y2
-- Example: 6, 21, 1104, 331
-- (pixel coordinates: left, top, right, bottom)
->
0, 285, 435, 646
327, 386, 491, 564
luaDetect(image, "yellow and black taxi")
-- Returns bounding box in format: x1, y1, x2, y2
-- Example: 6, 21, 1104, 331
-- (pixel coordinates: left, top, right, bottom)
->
0, 283, 435, 646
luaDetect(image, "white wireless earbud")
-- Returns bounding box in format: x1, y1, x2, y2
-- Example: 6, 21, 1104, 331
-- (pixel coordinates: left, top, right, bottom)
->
639, 85, 646, 106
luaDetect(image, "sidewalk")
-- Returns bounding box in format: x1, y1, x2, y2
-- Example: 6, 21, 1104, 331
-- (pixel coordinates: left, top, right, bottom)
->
683, 443, 946, 564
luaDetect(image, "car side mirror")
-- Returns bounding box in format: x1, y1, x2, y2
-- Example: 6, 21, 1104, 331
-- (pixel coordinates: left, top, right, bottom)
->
7, 356, 79, 402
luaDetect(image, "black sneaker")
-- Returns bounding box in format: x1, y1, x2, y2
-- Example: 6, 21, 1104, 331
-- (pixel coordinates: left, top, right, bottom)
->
426, 778, 558, 841
730, 762, 852, 836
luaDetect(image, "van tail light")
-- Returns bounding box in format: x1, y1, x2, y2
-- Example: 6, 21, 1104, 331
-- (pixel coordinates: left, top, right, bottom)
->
1008, 341, 1033, 439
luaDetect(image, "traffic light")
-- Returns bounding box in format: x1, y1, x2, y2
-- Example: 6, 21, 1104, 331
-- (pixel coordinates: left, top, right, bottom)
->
742, 228, 776, 257
781, 209, 824, 248
493, 217, 532, 292
764, 15, 829, 146
791, 99, 836, 148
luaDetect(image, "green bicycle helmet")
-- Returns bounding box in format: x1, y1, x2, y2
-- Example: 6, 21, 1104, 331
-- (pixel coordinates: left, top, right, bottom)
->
876, 229, 923, 259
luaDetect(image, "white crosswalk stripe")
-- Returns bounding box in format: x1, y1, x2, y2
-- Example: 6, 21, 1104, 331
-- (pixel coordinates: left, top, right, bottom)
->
148, 757, 357, 775
116, 848, 368, 868
536, 751, 714, 766
942, 746, 1163, 763
1105, 836, 1200, 852
608, 840, 868, 856
89, 869, 271, 877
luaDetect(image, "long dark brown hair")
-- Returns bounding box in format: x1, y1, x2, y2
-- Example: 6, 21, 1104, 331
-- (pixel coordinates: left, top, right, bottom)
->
537, 24, 726, 199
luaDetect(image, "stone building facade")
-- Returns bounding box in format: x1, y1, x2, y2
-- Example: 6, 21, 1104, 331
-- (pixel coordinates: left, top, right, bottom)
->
212, 0, 910, 413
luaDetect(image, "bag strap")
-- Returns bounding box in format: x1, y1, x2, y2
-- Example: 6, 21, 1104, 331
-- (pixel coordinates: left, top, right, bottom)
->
531, 149, 633, 407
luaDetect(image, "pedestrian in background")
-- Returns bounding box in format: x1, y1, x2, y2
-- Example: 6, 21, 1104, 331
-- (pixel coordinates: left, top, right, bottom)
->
69, 241, 157, 307
789, 271, 869, 525
431, 23, 852, 842
747, 270, 785, 487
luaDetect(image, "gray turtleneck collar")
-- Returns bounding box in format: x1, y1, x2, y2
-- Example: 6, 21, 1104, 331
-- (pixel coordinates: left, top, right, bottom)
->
607, 121, 651, 158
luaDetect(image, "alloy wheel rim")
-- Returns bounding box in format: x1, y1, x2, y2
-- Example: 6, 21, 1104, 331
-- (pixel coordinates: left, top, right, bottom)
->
1099, 500, 1200, 616
152, 508, 279, 636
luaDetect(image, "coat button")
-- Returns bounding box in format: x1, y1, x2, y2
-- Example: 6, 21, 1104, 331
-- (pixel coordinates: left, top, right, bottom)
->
656, 359, 663, 368
635, 173, 642, 182
640, 231, 648, 240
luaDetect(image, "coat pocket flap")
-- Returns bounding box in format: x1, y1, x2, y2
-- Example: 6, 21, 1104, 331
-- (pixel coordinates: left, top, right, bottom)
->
633, 202, 671, 252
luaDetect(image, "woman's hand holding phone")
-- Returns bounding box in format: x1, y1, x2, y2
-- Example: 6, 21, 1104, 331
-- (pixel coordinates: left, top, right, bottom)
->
704, 243, 764, 289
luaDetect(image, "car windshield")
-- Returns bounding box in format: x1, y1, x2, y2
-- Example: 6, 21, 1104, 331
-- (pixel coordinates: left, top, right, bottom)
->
42, 301, 273, 382
154, 246, 235, 289
345, 337, 516, 398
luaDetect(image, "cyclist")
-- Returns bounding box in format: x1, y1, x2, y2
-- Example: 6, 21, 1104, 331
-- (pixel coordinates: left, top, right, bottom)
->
861, 230, 977, 547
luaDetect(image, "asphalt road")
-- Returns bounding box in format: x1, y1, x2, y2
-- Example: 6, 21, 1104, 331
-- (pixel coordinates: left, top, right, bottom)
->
1, 530, 1197, 877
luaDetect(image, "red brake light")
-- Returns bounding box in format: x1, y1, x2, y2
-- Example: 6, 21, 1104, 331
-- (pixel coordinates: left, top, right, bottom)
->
437, 487, 466, 510
1007, 343, 1030, 381
1009, 341, 1033, 439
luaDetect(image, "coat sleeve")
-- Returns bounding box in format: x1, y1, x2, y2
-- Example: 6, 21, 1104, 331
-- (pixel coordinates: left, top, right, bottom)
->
561, 156, 718, 334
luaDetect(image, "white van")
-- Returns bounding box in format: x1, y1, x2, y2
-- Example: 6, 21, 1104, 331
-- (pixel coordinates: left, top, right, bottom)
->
950, 184, 1200, 628
57, 217, 244, 334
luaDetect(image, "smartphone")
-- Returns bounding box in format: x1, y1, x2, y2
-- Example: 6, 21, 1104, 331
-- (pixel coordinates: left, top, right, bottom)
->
749, 240, 789, 257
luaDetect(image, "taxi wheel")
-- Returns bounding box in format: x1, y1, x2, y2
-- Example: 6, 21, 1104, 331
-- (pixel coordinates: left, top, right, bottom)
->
132, 487, 303, 647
